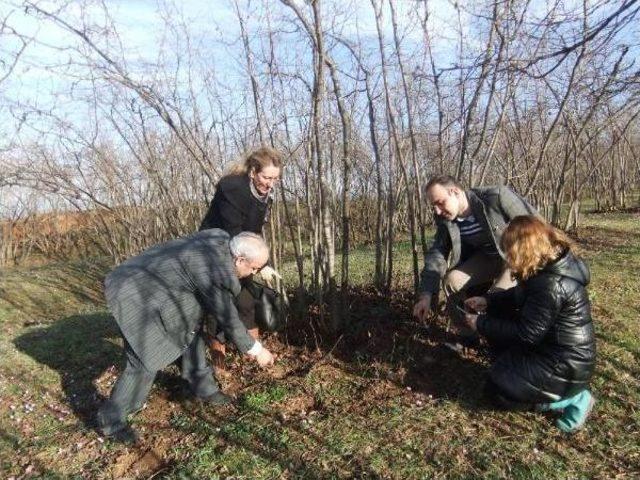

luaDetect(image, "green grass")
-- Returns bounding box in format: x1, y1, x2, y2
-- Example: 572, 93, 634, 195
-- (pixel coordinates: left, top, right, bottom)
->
1, 210, 639, 478
242, 384, 289, 412
276, 233, 430, 290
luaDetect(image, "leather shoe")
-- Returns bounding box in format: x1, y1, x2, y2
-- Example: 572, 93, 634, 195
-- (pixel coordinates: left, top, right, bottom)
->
100, 424, 140, 445
198, 391, 232, 405
112, 425, 141, 445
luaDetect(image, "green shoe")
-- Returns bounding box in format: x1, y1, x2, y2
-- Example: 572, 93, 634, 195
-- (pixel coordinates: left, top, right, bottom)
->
539, 392, 580, 412
555, 390, 595, 434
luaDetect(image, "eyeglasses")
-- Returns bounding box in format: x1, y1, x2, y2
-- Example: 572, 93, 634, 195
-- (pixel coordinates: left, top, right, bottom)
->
240, 257, 264, 274
250, 264, 262, 274
256, 172, 280, 182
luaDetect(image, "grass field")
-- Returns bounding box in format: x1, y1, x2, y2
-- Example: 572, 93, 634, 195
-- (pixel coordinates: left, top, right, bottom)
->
1, 210, 639, 479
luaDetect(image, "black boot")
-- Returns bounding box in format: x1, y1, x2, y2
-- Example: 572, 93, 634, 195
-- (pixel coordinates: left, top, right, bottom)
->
96, 401, 140, 444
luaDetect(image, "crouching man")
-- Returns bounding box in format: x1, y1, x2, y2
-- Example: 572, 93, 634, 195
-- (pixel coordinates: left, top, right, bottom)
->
413, 175, 538, 343
96, 230, 275, 443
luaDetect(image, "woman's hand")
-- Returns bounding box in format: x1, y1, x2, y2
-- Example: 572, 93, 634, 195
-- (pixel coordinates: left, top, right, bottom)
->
464, 296, 487, 314
464, 313, 479, 332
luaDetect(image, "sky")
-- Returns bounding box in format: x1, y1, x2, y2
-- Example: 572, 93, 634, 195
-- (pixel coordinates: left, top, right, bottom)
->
1, 0, 459, 97
1, 0, 637, 216
2, 0, 465, 211
0, 0, 457, 147
2, 0, 636, 148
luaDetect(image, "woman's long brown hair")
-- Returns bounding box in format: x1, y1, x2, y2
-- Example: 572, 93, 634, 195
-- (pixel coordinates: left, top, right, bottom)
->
501, 215, 576, 280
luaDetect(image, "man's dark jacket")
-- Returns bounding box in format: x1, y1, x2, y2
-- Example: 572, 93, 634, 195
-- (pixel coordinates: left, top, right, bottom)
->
478, 250, 596, 402
419, 186, 537, 295
104, 229, 256, 372
199, 174, 268, 235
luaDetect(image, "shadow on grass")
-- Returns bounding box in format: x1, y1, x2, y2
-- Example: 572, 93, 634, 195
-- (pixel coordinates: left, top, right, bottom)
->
13, 312, 189, 430
13, 312, 122, 428
575, 224, 640, 254
165, 395, 388, 479
1, 426, 71, 479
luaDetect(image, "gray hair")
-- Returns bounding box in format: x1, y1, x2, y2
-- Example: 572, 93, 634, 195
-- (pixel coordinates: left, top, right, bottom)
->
229, 232, 269, 262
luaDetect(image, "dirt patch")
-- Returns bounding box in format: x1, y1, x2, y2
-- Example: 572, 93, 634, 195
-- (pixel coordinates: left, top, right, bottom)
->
112, 447, 166, 479
112, 451, 140, 478
2, 282, 502, 479
278, 392, 316, 418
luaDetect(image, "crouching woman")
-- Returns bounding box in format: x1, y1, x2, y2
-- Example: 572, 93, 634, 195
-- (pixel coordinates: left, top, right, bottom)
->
464, 215, 596, 433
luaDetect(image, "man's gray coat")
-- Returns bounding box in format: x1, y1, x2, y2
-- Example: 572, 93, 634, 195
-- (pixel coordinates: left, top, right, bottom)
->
419, 186, 538, 295
104, 229, 256, 372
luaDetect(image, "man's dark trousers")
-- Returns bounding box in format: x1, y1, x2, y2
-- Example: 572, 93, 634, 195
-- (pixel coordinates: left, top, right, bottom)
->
97, 328, 218, 435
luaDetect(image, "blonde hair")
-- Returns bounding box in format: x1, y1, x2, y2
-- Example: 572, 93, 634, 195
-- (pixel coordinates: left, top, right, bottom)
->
501, 215, 576, 280
224, 147, 283, 177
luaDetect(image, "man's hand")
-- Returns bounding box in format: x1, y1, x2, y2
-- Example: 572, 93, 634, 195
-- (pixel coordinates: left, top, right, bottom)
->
412, 294, 432, 322
464, 296, 487, 313
255, 348, 275, 368
257, 266, 281, 285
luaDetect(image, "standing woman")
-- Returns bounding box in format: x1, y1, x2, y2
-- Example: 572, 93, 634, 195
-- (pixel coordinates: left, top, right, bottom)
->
464, 215, 596, 433
200, 147, 282, 365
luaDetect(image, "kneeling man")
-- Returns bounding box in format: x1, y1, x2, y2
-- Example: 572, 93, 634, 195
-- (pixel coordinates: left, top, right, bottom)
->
96, 230, 275, 442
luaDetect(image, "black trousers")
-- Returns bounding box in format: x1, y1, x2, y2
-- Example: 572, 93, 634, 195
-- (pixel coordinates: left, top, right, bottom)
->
484, 378, 536, 412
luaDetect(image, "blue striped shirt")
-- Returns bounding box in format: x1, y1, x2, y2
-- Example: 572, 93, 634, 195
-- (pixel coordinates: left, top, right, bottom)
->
455, 214, 498, 255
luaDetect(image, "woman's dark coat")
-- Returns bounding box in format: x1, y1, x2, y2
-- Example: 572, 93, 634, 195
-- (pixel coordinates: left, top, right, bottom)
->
199, 174, 268, 235
198, 173, 271, 330
477, 250, 596, 403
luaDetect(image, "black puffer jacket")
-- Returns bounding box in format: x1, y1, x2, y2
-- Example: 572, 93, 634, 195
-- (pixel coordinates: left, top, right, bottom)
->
477, 250, 596, 403
199, 175, 269, 236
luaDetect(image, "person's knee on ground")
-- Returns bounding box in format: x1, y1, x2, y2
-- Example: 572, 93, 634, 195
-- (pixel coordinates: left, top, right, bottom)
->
486, 357, 545, 411
488, 364, 594, 433
484, 379, 535, 411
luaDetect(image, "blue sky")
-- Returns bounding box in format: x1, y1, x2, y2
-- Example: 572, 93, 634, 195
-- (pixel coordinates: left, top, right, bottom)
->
0, 0, 460, 146
3, 0, 634, 149
1, 0, 458, 95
